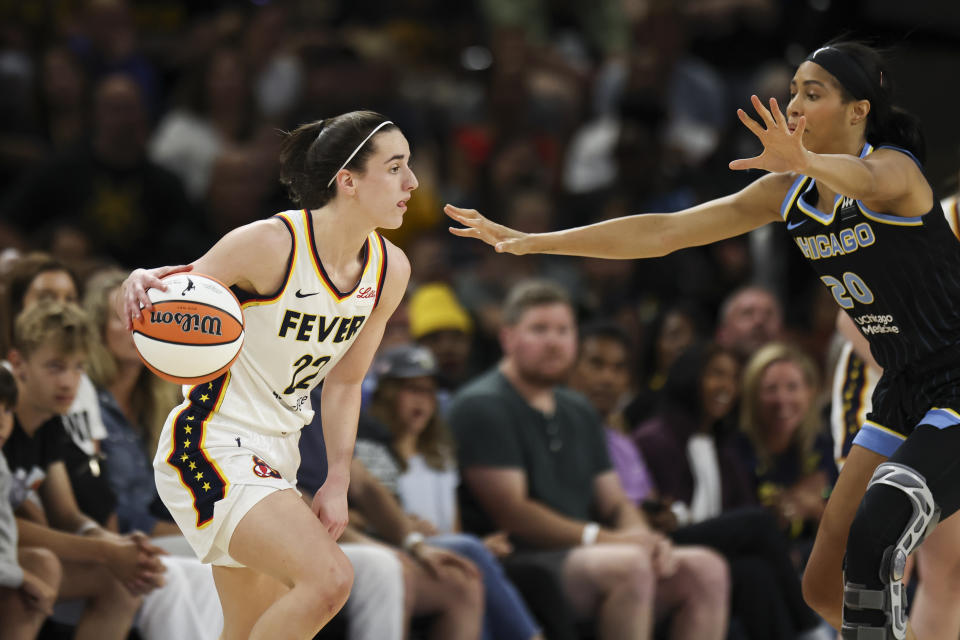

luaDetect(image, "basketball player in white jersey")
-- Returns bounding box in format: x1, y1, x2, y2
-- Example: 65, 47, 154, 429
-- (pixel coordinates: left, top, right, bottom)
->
117, 111, 414, 640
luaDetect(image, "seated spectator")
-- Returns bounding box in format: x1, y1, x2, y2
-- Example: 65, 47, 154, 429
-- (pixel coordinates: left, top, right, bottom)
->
8, 299, 222, 639
81, 268, 180, 536
0, 366, 61, 640
632, 342, 754, 524
79, 268, 228, 638
448, 279, 730, 640
408, 283, 476, 402
340, 457, 485, 640
299, 394, 485, 640
362, 343, 544, 640
0, 73, 196, 267
739, 342, 838, 559
715, 286, 784, 363
4, 301, 158, 639
583, 335, 820, 640
625, 302, 703, 426
149, 46, 259, 203
1, 253, 115, 527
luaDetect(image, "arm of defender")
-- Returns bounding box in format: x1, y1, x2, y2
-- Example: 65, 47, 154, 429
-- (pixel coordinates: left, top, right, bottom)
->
445, 172, 786, 258
804, 148, 931, 217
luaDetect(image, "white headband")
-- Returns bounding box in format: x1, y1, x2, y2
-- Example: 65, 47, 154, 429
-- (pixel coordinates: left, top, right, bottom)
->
326, 120, 394, 188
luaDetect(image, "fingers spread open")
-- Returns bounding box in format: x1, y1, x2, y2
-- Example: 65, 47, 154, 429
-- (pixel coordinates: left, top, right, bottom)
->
769, 97, 787, 127
728, 156, 760, 171
751, 94, 776, 127
737, 109, 764, 138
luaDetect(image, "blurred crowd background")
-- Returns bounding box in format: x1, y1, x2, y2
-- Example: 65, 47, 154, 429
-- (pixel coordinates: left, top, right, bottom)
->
1, 0, 958, 355
1, 1, 960, 638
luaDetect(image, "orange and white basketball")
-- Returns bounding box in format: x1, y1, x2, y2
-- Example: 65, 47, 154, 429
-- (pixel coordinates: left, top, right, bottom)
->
131, 273, 244, 384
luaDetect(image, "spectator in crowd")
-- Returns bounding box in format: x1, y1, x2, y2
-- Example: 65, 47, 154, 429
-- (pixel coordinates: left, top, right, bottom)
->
339, 457, 486, 640
4, 301, 161, 640
566, 322, 657, 511
738, 342, 837, 560
409, 283, 476, 401
715, 285, 784, 363
0, 366, 62, 640
298, 399, 486, 640
11, 296, 224, 639
625, 302, 704, 426
81, 268, 182, 535
36, 46, 89, 156
448, 279, 730, 640
149, 46, 260, 202
1, 253, 113, 530
0, 74, 196, 267
70, 0, 161, 114
632, 342, 754, 524
360, 343, 544, 640
628, 340, 822, 639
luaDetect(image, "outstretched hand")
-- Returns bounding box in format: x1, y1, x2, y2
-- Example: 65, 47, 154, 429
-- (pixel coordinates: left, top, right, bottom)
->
729, 95, 809, 174
444, 204, 534, 255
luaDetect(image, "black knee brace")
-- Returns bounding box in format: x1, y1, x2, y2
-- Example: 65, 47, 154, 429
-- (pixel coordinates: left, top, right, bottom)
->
842, 463, 940, 640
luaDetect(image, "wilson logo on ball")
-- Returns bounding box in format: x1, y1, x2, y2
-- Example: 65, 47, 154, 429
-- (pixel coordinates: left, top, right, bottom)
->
149, 310, 223, 336
132, 273, 245, 385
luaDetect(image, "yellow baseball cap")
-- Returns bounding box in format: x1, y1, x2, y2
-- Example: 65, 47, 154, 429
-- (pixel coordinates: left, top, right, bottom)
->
408, 283, 473, 339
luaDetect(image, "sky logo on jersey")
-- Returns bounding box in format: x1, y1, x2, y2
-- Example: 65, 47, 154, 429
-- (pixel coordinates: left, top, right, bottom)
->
794, 222, 875, 261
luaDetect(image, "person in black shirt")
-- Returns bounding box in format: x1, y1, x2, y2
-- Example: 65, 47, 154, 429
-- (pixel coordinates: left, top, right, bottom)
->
4, 301, 163, 639
446, 40, 957, 640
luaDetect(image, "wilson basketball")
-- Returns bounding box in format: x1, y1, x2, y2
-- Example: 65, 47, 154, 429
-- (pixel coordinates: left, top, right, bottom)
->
131, 273, 244, 385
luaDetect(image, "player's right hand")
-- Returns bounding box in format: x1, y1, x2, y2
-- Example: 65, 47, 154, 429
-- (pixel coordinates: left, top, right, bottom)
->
444, 204, 534, 255
117, 264, 193, 330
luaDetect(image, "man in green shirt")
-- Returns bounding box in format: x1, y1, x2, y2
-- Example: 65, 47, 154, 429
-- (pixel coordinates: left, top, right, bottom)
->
448, 279, 730, 640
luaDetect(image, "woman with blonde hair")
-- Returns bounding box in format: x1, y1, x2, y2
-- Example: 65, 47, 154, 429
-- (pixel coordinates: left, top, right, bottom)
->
83, 268, 181, 536
738, 342, 837, 552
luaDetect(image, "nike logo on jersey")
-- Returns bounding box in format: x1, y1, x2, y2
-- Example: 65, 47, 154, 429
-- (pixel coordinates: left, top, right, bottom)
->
786, 219, 806, 230
295, 289, 320, 298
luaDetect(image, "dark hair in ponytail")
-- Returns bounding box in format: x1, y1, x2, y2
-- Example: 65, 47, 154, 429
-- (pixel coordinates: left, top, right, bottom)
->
279, 110, 398, 209
820, 40, 926, 164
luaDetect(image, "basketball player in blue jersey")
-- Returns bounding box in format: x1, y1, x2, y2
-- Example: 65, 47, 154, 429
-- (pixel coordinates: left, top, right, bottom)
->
116, 111, 415, 640
447, 41, 959, 640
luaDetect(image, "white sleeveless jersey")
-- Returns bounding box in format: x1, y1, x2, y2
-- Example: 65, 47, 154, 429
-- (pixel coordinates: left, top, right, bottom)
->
189, 209, 388, 437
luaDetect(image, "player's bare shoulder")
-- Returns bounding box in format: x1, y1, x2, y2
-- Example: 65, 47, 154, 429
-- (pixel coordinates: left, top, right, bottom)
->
195, 216, 294, 294
375, 236, 411, 313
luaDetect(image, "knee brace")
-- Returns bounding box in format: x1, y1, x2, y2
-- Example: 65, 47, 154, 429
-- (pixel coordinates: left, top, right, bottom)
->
842, 463, 941, 640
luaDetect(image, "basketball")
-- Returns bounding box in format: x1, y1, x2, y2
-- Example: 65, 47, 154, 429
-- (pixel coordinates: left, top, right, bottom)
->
131, 273, 244, 385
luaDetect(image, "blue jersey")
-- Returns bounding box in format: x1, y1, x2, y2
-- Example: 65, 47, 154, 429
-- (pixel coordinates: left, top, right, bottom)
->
782, 144, 960, 373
